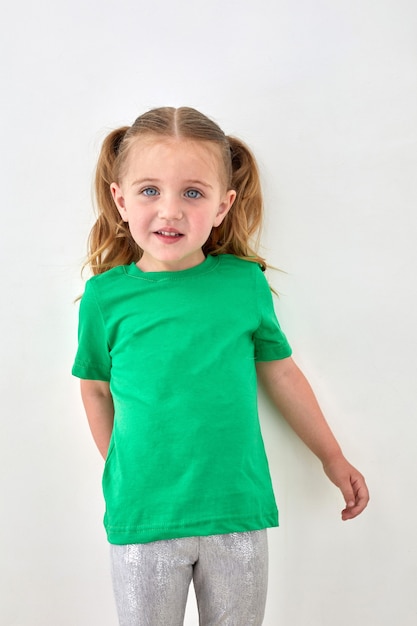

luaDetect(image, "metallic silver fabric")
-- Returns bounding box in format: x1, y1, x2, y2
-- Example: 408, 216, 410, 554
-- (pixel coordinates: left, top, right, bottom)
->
110, 530, 268, 625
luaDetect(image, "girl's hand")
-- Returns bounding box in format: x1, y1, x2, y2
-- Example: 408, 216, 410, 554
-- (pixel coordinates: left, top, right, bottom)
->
323, 456, 369, 520
256, 358, 369, 520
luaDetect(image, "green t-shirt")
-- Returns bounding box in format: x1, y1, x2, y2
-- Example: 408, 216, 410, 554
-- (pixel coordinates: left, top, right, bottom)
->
72, 254, 292, 544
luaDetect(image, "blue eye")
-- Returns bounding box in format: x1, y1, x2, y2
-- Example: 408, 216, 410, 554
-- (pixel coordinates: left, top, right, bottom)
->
185, 189, 201, 199
142, 187, 159, 196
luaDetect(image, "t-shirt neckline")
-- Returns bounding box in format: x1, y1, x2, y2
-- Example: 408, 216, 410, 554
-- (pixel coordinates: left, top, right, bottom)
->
124, 254, 219, 281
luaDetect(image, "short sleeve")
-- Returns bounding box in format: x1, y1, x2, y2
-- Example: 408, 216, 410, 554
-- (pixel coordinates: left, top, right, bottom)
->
254, 267, 292, 362
72, 279, 112, 381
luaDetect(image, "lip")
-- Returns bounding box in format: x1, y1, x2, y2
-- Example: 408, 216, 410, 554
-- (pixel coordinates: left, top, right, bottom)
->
154, 229, 184, 243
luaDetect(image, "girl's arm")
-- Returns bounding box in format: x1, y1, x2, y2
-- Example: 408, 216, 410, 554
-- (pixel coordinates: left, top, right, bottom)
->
256, 357, 369, 520
80, 379, 114, 460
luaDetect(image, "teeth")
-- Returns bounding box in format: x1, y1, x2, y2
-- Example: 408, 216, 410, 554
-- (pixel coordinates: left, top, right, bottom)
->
158, 231, 181, 237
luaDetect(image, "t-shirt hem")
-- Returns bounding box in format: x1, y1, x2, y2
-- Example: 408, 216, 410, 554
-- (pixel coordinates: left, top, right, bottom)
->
105, 512, 279, 545
255, 346, 292, 362
72, 363, 110, 381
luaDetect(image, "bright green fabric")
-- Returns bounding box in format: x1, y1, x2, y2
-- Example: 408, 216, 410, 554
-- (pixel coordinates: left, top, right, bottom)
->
72, 254, 292, 544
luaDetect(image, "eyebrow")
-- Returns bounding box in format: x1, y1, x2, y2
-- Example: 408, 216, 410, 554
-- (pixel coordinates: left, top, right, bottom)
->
131, 178, 213, 189
186, 179, 213, 189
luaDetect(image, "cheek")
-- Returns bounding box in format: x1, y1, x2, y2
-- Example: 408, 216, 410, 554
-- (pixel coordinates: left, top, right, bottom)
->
195, 212, 217, 232
126, 204, 148, 225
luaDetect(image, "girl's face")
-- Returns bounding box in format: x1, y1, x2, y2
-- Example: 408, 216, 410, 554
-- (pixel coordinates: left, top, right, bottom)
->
111, 137, 236, 272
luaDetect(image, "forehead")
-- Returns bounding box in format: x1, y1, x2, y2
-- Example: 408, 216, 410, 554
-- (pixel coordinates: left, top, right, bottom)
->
122, 136, 224, 182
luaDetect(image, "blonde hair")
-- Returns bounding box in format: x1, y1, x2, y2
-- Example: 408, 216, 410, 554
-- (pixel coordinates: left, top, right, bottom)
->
86, 107, 267, 274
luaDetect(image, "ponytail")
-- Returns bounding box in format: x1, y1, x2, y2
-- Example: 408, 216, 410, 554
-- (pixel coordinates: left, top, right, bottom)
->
204, 136, 266, 270
85, 127, 142, 275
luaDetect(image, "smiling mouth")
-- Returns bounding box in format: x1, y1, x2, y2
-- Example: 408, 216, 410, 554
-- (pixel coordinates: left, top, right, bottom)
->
155, 230, 183, 238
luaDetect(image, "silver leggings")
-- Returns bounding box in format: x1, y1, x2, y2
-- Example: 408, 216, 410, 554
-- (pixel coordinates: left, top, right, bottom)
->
110, 530, 268, 626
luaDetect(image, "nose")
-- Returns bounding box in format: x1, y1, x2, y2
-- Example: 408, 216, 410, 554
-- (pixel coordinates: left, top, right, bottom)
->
158, 196, 183, 220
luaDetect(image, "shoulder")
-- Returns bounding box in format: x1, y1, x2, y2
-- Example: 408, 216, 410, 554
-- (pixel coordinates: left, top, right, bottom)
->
215, 254, 264, 277
86, 265, 128, 286
83, 265, 129, 292
81, 266, 130, 306
212, 255, 269, 299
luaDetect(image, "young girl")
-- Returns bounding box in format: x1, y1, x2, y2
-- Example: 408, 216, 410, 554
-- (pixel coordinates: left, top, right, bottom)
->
73, 106, 369, 626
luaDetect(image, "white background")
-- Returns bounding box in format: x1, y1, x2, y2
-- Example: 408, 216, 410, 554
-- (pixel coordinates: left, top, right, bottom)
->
1, 0, 416, 624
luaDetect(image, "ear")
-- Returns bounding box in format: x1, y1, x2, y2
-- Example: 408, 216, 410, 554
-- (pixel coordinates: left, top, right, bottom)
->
110, 182, 128, 222
213, 189, 236, 227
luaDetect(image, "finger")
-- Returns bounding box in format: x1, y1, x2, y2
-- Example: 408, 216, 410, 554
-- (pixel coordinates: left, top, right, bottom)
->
342, 483, 369, 520
339, 480, 356, 510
